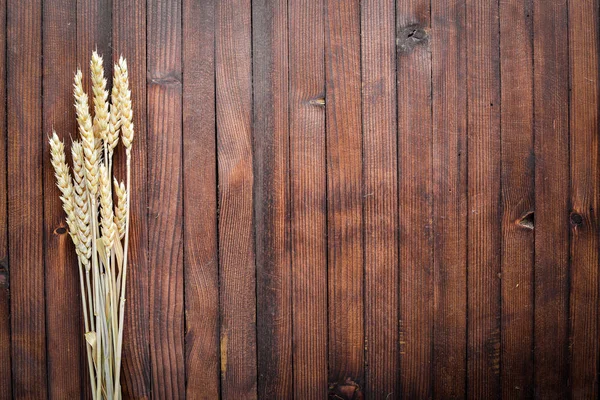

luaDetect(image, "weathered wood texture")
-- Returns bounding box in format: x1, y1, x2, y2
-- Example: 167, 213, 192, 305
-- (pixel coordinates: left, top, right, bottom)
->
216, 1, 258, 398
1, 1, 599, 398
363, 0, 398, 398
182, 0, 220, 398
288, 1, 329, 398
325, 1, 365, 396
253, 0, 292, 399
500, 0, 535, 399
0, 0, 10, 396
147, 0, 185, 397
397, 1, 433, 398
43, 0, 81, 398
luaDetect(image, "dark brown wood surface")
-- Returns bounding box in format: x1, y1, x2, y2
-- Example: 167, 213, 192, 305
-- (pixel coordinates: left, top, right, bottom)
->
397, 1, 433, 398
500, 0, 535, 399
1, 1, 599, 399
363, 0, 398, 397
43, 0, 81, 398
182, 0, 220, 398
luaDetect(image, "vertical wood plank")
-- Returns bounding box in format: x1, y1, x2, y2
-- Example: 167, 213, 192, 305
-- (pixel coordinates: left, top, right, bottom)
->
182, 0, 221, 397
465, 0, 502, 398
396, 1, 433, 398
7, 1, 47, 397
288, 0, 328, 397
112, 1, 151, 396
430, 0, 468, 398
325, 0, 364, 396
361, 0, 399, 397
499, 0, 535, 397
147, 0, 184, 397
568, 0, 599, 397
42, 0, 81, 397
216, 0, 257, 397
253, 0, 292, 398
533, 0, 570, 397
0, 0, 11, 395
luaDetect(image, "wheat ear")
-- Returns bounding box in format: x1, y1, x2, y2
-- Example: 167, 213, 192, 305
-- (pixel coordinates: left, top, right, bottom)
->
71, 141, 92, 263
113, 178, 127, 240
107, 64, 122, 156
118, 57, 134, 151
99, 164, 117, 251
91, 51, 110, 159
49, 132, 79, 246
74, 70, 99, 197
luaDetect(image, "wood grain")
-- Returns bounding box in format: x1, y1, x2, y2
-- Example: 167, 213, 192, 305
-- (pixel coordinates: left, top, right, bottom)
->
533, 0, 571, 397
182, 0, 221, 398
288, 1, 328, 398
0, 0, 11, 395
253, 0, 292, 398
3, 3, 600, 398
42, 0, 82, 397
397, 1, 433, 398
465, 0, 502, 398
147, 0, 185, 397
499, 0, 535, 398
362, 0, 398, 397
7, 1, 47, 397
431, 0, 468, 398
568, 0, 599, 397
216, 1, 257, 397
112, 0, 151, 397
325, 0, 364, 396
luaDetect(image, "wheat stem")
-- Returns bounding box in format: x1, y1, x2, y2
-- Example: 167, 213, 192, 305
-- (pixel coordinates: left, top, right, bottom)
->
78, 258, 97, 399
114, 152, 131, 400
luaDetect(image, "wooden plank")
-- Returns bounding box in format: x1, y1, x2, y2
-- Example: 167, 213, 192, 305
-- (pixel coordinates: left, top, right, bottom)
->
568, 0, 599, 397
325, 1, 364, 396
499, 0, 535, 398
465, 0, 502, 398
112, 0, 151, 396
182, 0, 221, 398
252, 0, 292, 398
288, 0, 328, 398
396, 1, 433, 398
215, 0, 257, 397
147, 0, 184, 397
0, 0, 10, 396
7, 1, 47, 397
430, 0, 468, 398
42, 0, 82, 397
361, 0, 398, 397
533, 0, 570, 397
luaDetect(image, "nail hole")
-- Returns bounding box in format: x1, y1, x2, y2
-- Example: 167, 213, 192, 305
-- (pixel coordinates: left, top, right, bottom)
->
309, 97, 326, 107
570, 212, 583, 226
397, 24, 429, 53
517, 211, 534, 230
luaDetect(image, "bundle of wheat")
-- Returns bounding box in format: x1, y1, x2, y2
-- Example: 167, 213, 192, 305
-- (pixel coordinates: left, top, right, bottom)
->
50, 51, 134, 400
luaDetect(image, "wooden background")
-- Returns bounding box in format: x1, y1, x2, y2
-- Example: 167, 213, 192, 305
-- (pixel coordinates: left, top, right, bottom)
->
0, 0, 598, 398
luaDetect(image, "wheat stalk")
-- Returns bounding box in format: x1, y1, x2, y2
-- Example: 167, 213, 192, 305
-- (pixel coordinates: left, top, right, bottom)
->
113, 55, 133, 400
53, 52, 134, 400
